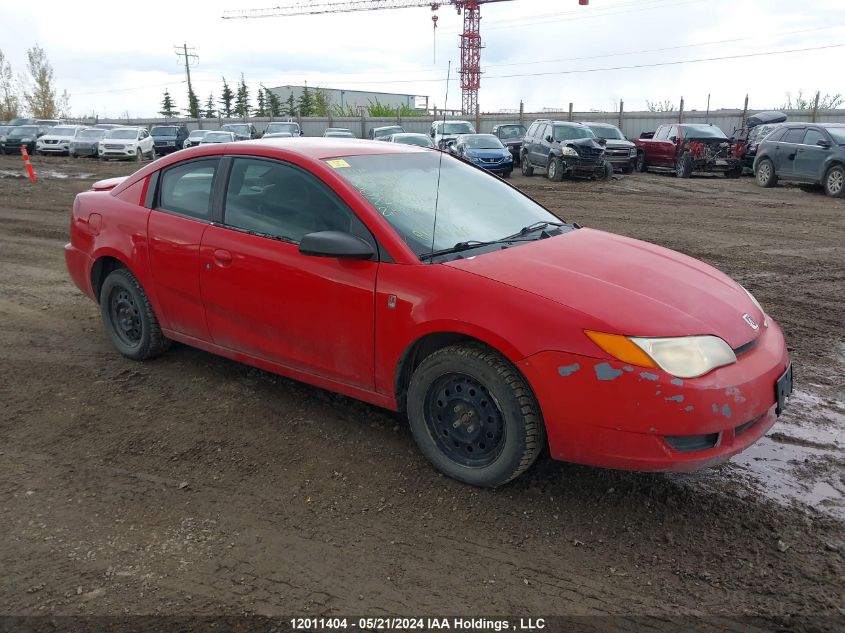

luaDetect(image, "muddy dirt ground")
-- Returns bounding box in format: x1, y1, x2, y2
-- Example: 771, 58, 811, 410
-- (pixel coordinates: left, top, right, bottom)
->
0, 154, 843, 630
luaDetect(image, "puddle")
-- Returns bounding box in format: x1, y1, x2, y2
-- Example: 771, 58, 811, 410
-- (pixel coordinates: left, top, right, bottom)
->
0, 168, 94, 179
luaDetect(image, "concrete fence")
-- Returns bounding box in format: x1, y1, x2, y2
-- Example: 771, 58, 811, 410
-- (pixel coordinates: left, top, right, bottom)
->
67, 108, 845, 141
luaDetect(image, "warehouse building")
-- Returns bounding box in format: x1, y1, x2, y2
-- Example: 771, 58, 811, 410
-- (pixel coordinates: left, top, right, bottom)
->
267, 85, 427, 113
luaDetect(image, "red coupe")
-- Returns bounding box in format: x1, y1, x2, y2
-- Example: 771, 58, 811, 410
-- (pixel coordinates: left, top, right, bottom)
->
65, 138, 792, 487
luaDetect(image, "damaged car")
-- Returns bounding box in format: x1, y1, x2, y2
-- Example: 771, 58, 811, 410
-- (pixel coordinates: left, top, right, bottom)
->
731, 111, 787, 170
635, 123, 742, 178
581, 122, 637, 173
521, 120, 613, 181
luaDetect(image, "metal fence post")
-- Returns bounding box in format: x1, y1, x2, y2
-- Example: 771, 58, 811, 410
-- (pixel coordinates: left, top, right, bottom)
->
361, 112, 366, 139
678, 96, 685, 123
475, 104, 481, 134
812, 91, 820, 123
618, 99, 624, 129
568, 102, 573, 122
741, 94, 749, 127
519, 100, 524, 126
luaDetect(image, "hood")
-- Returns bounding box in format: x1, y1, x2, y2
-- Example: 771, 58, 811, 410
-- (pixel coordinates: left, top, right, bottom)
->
566, 137, 604, 150
445, 228, 763, 349
602, 138, 634, 149
465, 148, 510, 158
153, 134, 178, 141
39, 133, 74, 142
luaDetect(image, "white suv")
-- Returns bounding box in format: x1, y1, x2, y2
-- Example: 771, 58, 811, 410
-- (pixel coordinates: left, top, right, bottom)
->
35, 125, 86, 155
98, 127, 155, 161
429, 120, 476, 149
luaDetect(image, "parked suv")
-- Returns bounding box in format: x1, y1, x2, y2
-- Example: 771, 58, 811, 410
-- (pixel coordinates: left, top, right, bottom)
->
732, 111, 787, 170
580, 122, 636, 173
69, 128, 107, 158
221, 123, 260, 141
98, 127, 155, 161
754, 123, 845, 198
150, 125, 189, 156
1, 124, 49, 154
369, 125, 404, 140
521, 120, 613, 181
35, 124, 86, 155
491, 123, 527, 161
264, 121, 303, 137
430, 120, 476, 149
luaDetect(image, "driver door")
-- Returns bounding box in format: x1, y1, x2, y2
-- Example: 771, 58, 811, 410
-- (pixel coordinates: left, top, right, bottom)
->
199, 156, 379, 389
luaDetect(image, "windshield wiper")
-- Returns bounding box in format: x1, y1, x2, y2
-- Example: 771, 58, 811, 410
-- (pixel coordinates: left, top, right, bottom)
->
419, 222, 569, 262
500, 220, 566, 241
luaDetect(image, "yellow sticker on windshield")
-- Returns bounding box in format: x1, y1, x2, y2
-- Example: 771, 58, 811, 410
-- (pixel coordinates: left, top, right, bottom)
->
326, 159, 350, 168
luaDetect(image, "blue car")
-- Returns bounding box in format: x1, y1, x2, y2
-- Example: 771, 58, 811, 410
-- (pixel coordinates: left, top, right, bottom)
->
451, 134, 514, 178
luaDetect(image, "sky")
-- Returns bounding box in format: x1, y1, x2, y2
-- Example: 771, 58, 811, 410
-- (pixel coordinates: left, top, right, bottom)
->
2, 0, 844, 118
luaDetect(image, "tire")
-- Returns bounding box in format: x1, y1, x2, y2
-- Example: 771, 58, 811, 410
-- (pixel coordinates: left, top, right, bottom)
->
635, 151, 647, 173
406, 343, 545, 487
725, 165, 743, 179
676, 152, 693, 178
521, 153, 534, 177
824, 164, 845, 198
547, 156, 563, 182
501, 170, 512, 179
135, 148, 142, 162
621, 161, 633, 174
755, 158, 778, 188
99, 268, 170, 361
599, 160, 613, 181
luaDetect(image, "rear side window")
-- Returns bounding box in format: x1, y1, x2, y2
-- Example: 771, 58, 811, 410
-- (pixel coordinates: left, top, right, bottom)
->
803, 129, 825, 146
782, 128, 805, 144
654, 127, 669, 140
765, 127, 787, 142
156, 158, 219, 220
223, 157, 365, 244
526, 122, 539, 138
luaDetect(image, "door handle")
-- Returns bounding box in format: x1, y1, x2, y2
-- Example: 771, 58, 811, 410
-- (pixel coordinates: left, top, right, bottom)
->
213, 249, 233, 266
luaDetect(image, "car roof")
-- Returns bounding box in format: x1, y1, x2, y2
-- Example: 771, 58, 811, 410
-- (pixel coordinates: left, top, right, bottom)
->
536, 120, 587, 127
580, 121, 619, 127
243, 137, 427, 159
392, 132, 427, 137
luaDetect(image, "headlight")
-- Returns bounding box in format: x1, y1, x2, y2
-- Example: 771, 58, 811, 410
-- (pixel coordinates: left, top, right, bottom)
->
742, 286, 769, 327
586, 331, 736, 379
561, 146, 579, 157
629, 147, 637, 156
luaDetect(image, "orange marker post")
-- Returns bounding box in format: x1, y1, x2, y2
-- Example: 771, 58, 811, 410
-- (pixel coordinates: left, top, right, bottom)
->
20, 146, 37, 182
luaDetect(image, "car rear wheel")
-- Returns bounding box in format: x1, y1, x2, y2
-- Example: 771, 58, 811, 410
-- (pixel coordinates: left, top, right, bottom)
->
547, 156, 563, 182
406, 343, 545, 487
635, 151, 647, 172
755, 158, 778, 188
824, 164, 845, 198
676, 153, 693, 178
100, 268, 171, 361
521, 153, 534, 176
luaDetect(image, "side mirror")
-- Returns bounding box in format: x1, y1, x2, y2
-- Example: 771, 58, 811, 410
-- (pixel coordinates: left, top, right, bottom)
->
669, 135, 677, 142
430, 130, 435, 138
545, 135, 553, 143
816, 139, 831, 149
597, 137, 607, 146
299, 231, 374, 260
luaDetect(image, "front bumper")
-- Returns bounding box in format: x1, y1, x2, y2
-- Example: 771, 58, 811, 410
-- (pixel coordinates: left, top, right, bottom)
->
2, 141, 35, 154
71, 144, 99, 157
98, 145, 139, 159
37, 141, 71, 154
561, 156, 606, 177
519, 321, 790, 472
153, 141, 179, 154
469, 158, 513, 173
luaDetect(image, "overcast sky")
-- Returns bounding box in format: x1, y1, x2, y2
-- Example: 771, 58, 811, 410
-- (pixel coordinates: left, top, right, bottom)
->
3, 0, 844, 117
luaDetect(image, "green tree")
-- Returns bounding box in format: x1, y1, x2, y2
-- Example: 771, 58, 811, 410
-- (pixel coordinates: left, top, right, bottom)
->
297, 83, 313, 117
285, 93, 296, 117
266, 88, 283, 117
187, 87, 200, 119
219, 77, 234, 118
23, 44, 58, 118
234, 74, 250, 118
313, 88, 331, 117
159, 89, 179, 117
255, 86, 267, 117
331, 103, 358, 117
203, 93, 216, 118
0, 48, 21, 120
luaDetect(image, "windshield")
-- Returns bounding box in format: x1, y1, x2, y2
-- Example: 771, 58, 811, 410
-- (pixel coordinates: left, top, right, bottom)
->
586, 125, 624, 140
328, 152, 560, 258
0, 126, 12, 134
224, 124, 250, 134
266, 123, 299, 134
326, 131, 353, 137
442, 122, 474, 135
374, 126, 403, 137
78, 129, 106, 140
394, 135, 433, 147
105, 129, 139, 139
151, 126, 178, 136
204, 132, 231, 141
553, 125, 595, 142
50, 127, 78, 136
11, 126, 38, 136
463, 135, 505, 150
682, 124, 727, 139
496, 125, 526, 139
188, 130, 208, 139
826, 127, 845, 144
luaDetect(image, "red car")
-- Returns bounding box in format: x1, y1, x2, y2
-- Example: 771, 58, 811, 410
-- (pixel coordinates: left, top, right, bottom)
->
65, 139, 792, 487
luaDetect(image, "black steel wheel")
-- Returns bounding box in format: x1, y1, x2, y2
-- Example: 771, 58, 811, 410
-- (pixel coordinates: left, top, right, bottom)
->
100, 268, 170, 360
407, 343, 545, 487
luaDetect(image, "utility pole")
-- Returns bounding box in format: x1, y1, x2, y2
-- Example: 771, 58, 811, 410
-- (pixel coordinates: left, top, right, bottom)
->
175, 43, 200, 127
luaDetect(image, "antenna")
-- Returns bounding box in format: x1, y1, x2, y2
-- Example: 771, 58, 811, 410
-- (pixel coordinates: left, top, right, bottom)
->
429, 60, 451, 261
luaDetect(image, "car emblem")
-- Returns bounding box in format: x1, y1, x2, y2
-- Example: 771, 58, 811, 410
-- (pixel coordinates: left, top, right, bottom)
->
742, 313, 759, 330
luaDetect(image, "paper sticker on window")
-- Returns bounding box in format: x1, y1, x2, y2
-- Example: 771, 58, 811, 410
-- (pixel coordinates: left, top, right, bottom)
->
326, 159, 350, 169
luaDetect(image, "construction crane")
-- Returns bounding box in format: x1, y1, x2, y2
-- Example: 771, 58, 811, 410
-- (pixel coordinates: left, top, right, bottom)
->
222, 1, 589, 115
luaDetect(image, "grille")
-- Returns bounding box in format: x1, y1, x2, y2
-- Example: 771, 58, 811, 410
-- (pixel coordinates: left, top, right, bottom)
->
664, 433, 720, 453
480, 157, 503, 164
605, 148, 629, 156
577, 146, 604, 159
735, 416, 762, 437
44, 139, 59, 144
105, 144, 124, 150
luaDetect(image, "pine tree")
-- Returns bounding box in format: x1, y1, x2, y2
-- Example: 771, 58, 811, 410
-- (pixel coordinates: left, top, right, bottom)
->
203, 93, 216, 118
187, 87, 200, 119
285, 93, 296, 117
297, 83, 313, 117
255, 86, 266, 117
313, 88, 331, 117
219, 77, 234, 118
159, 89, 179, 117
268, 90, 283, 117
234, 74, 250, 118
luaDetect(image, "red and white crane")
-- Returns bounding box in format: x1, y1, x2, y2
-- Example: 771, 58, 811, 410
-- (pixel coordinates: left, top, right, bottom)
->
222, 1, 589, 115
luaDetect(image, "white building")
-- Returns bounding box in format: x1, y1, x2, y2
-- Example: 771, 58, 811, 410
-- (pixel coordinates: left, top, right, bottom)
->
267, 85, 426, 113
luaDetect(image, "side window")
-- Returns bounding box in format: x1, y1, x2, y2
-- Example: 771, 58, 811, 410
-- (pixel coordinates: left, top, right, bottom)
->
223, 157, 366, 244
156, 158, 219, 221
654, 126, 669, 140
782, 128, 805, 144
766, 127, 787, 143
526, 122, 539, 138
667, 126, 679, 140
803, 129, 825, 146
539, 124, 550, 141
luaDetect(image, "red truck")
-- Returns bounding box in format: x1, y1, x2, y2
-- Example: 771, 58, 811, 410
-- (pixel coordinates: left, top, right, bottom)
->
634, 123, 742, 178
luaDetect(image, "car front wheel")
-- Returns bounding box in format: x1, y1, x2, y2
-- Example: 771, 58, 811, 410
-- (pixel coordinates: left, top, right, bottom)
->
547, 156, 563, 182
824, 164, 845, 198
635, 152, 647, 172
755, 158, 778, 188
676, 152, 693, 178
406, 344, 545, 487
521, 153, 534, 177
100, 268, 171, 361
